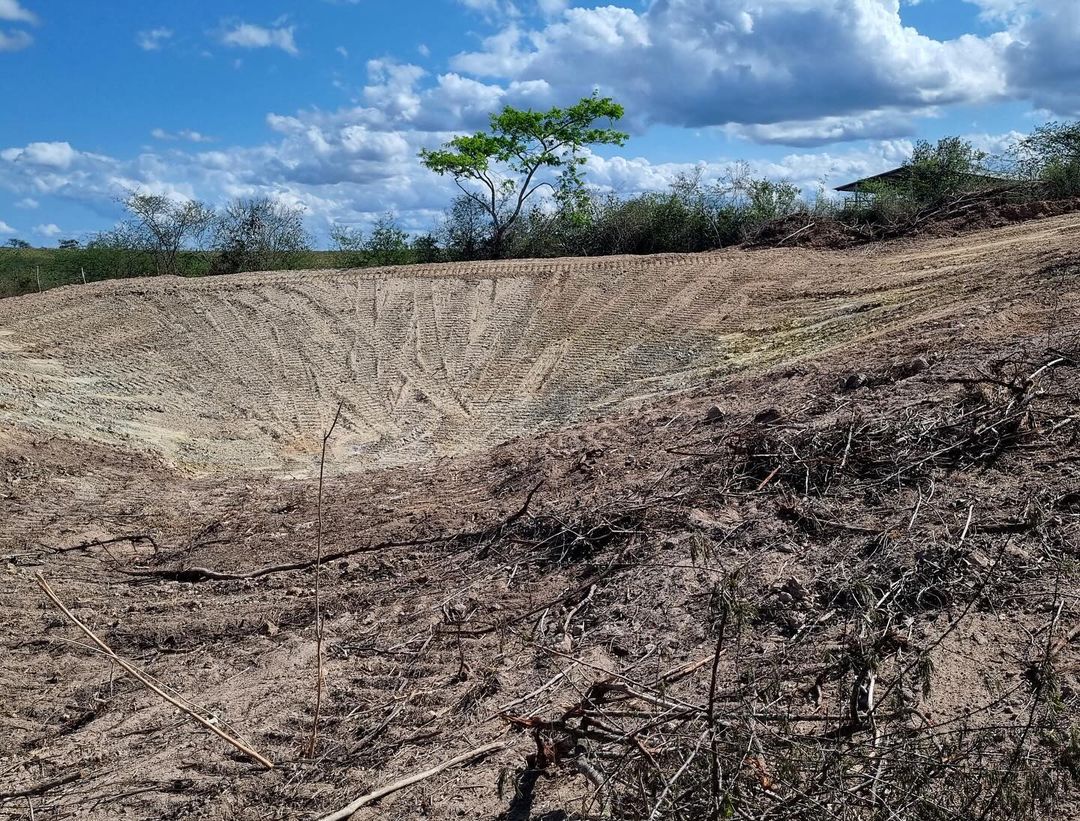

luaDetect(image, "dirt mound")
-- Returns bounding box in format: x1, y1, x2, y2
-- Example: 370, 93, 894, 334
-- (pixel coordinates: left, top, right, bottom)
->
751, 197, 1080, 250
1, 214, 1079, 475
2, 217, 1080, 820
921, 195, 1080, 236
748, 212, 863, 249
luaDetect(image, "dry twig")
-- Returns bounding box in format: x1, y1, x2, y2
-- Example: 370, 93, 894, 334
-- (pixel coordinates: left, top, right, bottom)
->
307, 400, 344, 759
315, 740, 511, 821
34, 572, 274, 770
0, 771, 81, 801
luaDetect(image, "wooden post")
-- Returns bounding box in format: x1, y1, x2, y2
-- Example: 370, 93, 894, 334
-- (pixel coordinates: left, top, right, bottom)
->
35, 265, 41, 293
81, 267, 87, 285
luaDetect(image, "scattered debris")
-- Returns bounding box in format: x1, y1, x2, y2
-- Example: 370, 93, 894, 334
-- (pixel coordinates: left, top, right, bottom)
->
2, 221, 1079, 819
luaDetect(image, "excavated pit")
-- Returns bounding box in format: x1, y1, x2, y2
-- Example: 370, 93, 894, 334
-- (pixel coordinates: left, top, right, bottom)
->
2, 215, 1080, 820
0, 215, 1078, 474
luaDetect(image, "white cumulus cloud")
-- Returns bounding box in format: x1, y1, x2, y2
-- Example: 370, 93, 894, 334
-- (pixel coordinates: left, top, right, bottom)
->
151, 128, 216, 143
220, 22, 299, 55
0, 28, 32, 51
579, 140, 916, 200
1003, 0, 1080, 115
136, 27, 173, 51
1, 141, 79, 169
0, 0, 36, 24
450, 0, 1012, 144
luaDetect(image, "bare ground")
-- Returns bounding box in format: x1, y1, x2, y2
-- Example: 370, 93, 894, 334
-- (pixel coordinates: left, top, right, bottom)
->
0, 214, 1076, 474
2, 216, 1080, 820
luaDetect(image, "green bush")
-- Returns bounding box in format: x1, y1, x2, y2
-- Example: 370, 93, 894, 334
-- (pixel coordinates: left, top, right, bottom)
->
210, 198, 312, 275
1042, 158, 1080, 199
906, 136, 990, 206
468, 169, 806, 261
1015, 121, 1080, 198
840, 136, 995, 225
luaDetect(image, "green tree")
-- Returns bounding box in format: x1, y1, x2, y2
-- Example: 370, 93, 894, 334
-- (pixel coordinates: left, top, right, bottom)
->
121, 191, 215, 276
440, 195, 491, 261
1015, 120, 1080, 198
902, 137, 989, 207
329, 223, 365, 267
420, 93, 627, 257
364, 212, 409, 266
411, 233, 442, 264
211, 197, 311, 274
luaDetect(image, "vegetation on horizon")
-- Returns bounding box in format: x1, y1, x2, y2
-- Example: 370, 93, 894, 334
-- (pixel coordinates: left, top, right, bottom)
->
3, 108, 1080, 298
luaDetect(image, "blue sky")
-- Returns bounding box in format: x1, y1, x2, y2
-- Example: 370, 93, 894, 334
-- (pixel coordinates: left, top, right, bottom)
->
1, 0, 1077, 245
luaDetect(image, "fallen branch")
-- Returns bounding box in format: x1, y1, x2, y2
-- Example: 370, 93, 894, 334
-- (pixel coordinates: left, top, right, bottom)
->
117, 481, 545, 584
0, 771, 81, 800
648, 728, 709, 821
1048, 622, 1080, 661
53, 534, 159, 554
33, 573, 274, 770
487, 660, 586, 721
775, 221, 815, 247
315, 740, 510, 821
114, 536, 450, 582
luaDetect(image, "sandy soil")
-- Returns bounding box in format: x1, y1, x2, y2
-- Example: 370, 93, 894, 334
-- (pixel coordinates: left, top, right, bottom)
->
2, 215, 1079, 820
1, 214, 1076, 474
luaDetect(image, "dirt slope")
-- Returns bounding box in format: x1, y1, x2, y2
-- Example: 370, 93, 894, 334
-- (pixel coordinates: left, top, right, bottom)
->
2, 216, 1080, 821
1, 214, 1076, 473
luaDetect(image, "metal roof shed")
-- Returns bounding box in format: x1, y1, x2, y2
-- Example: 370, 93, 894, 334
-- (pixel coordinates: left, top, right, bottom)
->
835, 167, 1012, 203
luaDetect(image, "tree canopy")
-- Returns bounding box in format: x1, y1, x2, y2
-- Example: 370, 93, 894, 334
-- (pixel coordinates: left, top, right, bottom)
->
902, 137, 990, 206
419, 94, 627, 255
1014, 120, 1080, 198
211, 197, 311, 275
117, 191, 215, 276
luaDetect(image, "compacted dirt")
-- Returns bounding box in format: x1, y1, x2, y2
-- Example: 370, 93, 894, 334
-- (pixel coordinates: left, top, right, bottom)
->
1, 214, 1076, 474
2, 216, 1080, 820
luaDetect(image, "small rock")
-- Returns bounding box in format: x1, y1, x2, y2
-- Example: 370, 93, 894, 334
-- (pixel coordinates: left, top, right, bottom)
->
703, 404, 726, 424
689, 507, 741, 532
754, 407, 784, 425
905, 355, 930, 374
893, 356, 930, 379
782, 577, 810, 603
689, 508, 722, 532
263, 621, 279, 637
840, 372, 868, 392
